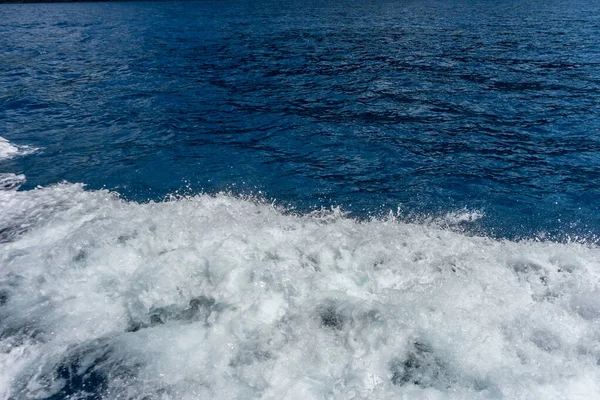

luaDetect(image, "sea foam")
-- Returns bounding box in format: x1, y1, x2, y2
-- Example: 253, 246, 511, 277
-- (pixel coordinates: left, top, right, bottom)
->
0, 137, 37, 161
0, 174, 26, 191
1, 183, 600, 399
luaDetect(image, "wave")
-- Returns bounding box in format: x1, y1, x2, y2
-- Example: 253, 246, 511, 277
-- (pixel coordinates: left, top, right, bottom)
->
0, 137, 37, 161
1, 182, 600, 399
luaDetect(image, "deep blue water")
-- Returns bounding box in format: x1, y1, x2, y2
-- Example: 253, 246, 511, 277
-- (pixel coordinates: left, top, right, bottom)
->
2, 0, 600, 239
5, 2, 600, 398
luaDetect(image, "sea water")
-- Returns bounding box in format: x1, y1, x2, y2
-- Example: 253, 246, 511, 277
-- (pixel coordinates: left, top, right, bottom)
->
1, 0, 600, 398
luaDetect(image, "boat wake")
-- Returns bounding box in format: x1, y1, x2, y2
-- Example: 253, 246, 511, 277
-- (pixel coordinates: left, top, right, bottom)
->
1, 181, 600, 399
0, 137, 37, 161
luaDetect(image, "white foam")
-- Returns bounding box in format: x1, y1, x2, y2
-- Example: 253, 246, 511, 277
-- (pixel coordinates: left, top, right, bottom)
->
0, 173, 26, 191
1, 184, 600, 399
0, 137, 19, 160
438, 209, 484, 225
403, 208, 484, 230
0, 137, 37, 161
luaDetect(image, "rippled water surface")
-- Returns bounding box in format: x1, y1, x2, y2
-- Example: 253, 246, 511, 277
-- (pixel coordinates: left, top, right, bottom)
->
2, 1, 600, 399
1, 0, 600, 238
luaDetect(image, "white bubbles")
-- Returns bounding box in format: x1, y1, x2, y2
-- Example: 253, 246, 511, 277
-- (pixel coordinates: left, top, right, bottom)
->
0, 174, 26, 191
0, 137, 19, 160
0, 137, 37, 161
1, 184, 600, 399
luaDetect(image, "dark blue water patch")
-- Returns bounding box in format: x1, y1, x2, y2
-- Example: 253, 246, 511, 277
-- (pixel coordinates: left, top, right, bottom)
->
9, 338, 139, 400
1, 0, 600, 240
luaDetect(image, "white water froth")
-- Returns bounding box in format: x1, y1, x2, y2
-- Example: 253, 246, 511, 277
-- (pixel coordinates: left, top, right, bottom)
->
0, 174, 26, 191
0, 137, 37, 161
1, 183, 600, 399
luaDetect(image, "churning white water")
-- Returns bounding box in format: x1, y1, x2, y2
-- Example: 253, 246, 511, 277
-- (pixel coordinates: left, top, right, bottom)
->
0, 137, 36, 161
1, 181, 600, 399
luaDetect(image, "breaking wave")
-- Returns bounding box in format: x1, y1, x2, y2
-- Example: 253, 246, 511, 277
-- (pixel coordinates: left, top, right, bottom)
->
1, 182, 600, 399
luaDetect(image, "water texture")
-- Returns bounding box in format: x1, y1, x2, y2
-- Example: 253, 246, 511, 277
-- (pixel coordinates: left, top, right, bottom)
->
1, 0, 600, 237
2, 0, 600, 398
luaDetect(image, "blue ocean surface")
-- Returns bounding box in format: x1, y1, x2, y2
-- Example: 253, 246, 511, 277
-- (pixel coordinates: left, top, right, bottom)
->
1, 0, 600, 239
2, 0, 600, 399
